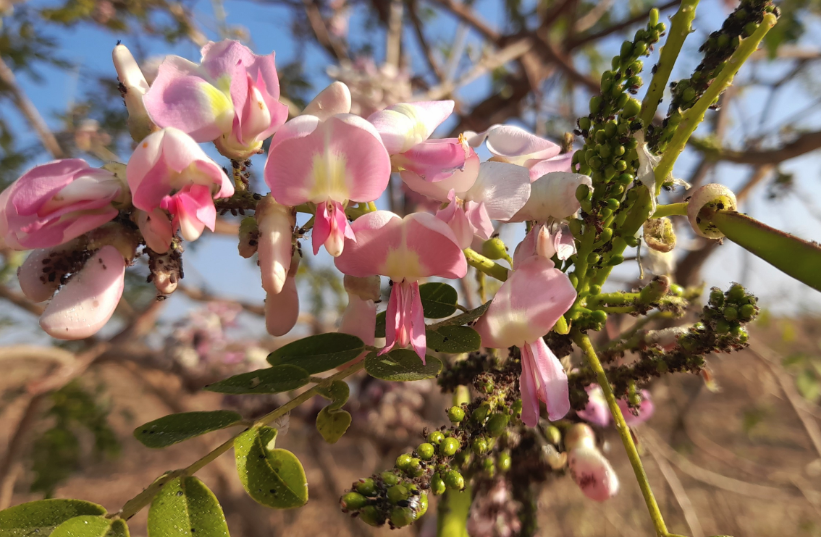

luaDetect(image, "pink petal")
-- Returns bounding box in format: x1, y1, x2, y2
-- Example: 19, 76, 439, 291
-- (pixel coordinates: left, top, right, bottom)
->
18, 248, 62, 302
510, 172, 592, 222
463, 201, 493, 241
379, 280, 426, 362
39, 245, 125, 340
577, 385, 611, 427
528, 151, 575, 181
483, 125, 561, 165
136, 208, 173, 253
463, 161, 531, 221
618, 390, 654, 425
512, 224, 539, 270
568, 445, 620, 502
312, 202, 333, 256
380, 277, 402, 355
11, 159, 97, 215
523, 338, 569, 421
368, 100, 454, 154
265, 114, 391, 206
256, 195, 294, 294
474, 256, 576, 348
391, 138, 469, 182
264, 274, 300, 336
409, 281, 427, 363
400, 150, 480, 203
519, 351, 541, 427
436, 195, 473, 249
302, 81, 352, 121
143, 56, 234, 142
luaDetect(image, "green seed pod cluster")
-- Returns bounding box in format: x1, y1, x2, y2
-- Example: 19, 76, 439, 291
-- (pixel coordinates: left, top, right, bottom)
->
340, 471, 429, 529
648, 0, 779, 152
677, 283, 759, 355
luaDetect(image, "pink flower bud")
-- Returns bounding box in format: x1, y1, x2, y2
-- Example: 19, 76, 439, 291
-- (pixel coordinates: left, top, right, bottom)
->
0, 159, 127, 250
567, 428, 620, 502
112, 43, 155, 141
264, 253, 300, 336
39, 245, 126, 340
135, 208, 173, 253
302, 81, 352, 120
255, 195, 294, 294
576, 384, 610, 427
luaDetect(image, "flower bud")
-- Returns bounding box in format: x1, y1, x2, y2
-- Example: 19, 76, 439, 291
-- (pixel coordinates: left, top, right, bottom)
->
448, 405, 465, 422
444, 470, 465, 490
567, 440, 620, 502
302, 81, 352, 121
112, 44, 155, 141
439, 437, 460, 457
389, 506, 415, 528
340, 492, 368, 511
354, 478, 377, 497
687, 183, 737, 239
147, 244, 183, 295
430, 473, 446, 495
417, 443, 435, 460
256, 194, 295, 295
264, 251, 300, 336
481, 237, 508, 260
135, 208, 173, 254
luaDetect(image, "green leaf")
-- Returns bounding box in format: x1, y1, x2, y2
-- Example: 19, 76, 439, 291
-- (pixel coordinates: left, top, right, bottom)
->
375, 311, 386, 338
134, 411, 243, 448
267, 334, 364, 374
426, 326, 481, 353
234, 426, 308, 509
365, 349, 443, 381
50, 517, 129, 537
427, 302, 490, 330
204, 366, 309, 395
0, 499, 106, 537
315, 380, 351, 444
418, 282, 458, 318
147, 477, 229, 537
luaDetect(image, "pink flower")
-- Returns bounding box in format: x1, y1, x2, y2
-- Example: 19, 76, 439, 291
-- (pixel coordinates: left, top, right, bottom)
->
474, 256, 577, 425
466, 125, 573, 181
112, 43, 155, 141
0, 159, 128, 250
512, 223, 576, 269
39, 245, 127, 340
334, 211, 467, 361
619, 389, 654, 425
577, 385, 654, 427
127, 128, 233, 245
264, 89, 391, 257
143, 40, 288, 159
565, 423, 620, 502
368, 100, 454, 155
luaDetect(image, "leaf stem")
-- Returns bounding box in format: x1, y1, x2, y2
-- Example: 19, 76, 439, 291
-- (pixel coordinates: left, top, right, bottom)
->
652, 202, 688, 218
113, 362, 366, 521
571, 330, 669, 537
463, 248, 509, 281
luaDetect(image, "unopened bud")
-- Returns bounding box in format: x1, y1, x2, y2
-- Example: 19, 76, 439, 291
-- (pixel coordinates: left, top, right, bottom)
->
639, 275, 670, 304
112, 44, 155, 141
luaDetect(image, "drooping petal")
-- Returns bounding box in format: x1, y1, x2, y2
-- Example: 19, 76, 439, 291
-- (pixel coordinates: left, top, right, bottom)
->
265, 114, 391, 206
576, 385, 611, 427
474, 256, 576, 349
334, 211, 466, 281
462, 161, 531, 222
143, 55, 234, 142
519, 351, 541, 427
255, 195, 294, 294
510, 172, 592, 222
436, 193, 473, 249
463, 201, 493, 241
523, 338, 569, 421
483, 125, 561, 166
528, 151, 575, 181
338, 293, 377, 346
568, 445, 620, 502
112, 44, 154, 140
409, 281, 427, 362
368, 100, 454, 154
400, 150, 480, 202
380, 280, 426, 362
391, 138, 469, 182
302, 81, 352, 121
39, 245, 126, 340
136, 208, 174, 253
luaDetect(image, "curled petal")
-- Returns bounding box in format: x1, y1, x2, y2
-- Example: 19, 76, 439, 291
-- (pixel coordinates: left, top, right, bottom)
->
483, 125, 561, 166
522, 338, 569, 421
528, 152, 575, 181
391, 138, 469, 182
568, 444, 620, 502
39, 245, 126, 340
436, 194, 474, 249
256, 195, 294, 294
161, 184, 216, 242
339, 293, 377, 346
312, 200, 352, 257
534, 225, 576, 261
302, 81, 352, 120
136, 208, 173, 254
380, 280, 426, 362
510, 172, 592, 222
463, 201, 493, 241
400, 150, 480, 202
368, 100, 454, 154
519, 350, 541, 427
463, 161, 531, 222
475, 256, 576, 349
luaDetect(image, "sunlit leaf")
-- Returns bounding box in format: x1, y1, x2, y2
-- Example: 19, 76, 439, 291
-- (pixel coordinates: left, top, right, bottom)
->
0, 499, 106, 537
426, 326, 481, 353
267, 334, 364, 373
234, 426, 308, 509
134, 411, 244, 448
364, 349, 443, 381
147, 477, 229, 537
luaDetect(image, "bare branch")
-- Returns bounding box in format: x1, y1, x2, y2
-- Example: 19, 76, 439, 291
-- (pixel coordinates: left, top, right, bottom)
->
690, 130, 821, 165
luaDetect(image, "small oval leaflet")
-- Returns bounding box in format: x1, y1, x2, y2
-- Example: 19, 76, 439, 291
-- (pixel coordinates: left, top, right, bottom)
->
0, 499, 106, 537
425, 326, 481, 353
267, 333, 365, 373
418, 282, 459, 318
234, 426, 308, 509
147, 477, 229, 537
315, 380, 352, 444
204, 365, 309, 395
364, 349, 443, 381
134, 411, 243, 449
50, 516, 129, 537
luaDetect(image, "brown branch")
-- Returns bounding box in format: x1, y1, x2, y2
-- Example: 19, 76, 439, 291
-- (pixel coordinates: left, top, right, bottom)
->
426, 0, 500, 42
177, 284, 265, 316
302, 0, 351, 61
690, 130, 821, 165
408, 0, 445, 80
567, 0, 680, 49
533, 30, 598, 92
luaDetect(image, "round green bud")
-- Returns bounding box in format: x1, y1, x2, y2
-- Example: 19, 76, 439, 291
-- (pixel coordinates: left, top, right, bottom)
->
715, 319, 731, 335
359, 506, 384, 527
709, 288, 725, 307
597, 143, 612, 158
682, 87, 696, 103
623, 234, 639, 247
727, 283, 746, 303
615, 160, 627, 172
381, 471, 399, 486
621, 97, 642, 119
588, 156, 603, 170
472, 404, 490, 423
395, 454, 413, 470
428, 431, 445, 444
601, 207, 613, 218
355, 478, 377, 497
444, 470, 465, 491
341, 492, 369, 511
390, 506, 415, 528
485, 413, 509, 437
606, 198, 620, 210
416, 493, 429, 517
591, 309, 608, 325
655, 22, 666, 33
669, 283, 684, 296
417, 443, 435, 461
430, 473, 446, 495
724, 306, 738, 322
578, 117, 591, 131
448, 405, 466, 423
589, 95, 603, 114
618, 173, 634, 185
633, 41, 647, 56
575, 184, 591, 201
616, 93, 629, 109
614, 144, 626, 156
545, 425, 562, 445
620, 40, 633, 59
589, 284, 602, 296
611, 56, 621, 70
587, 252, 600, 264
497, 451, 512, 472
739, 303, 756, 321
481, 237, 508, 261
743, 21, 758, 37
406, 458, 424, 477
472, 437, 488, 454
627, 75, 642, 88
387, 484, 411, 504
440, 437, 461, 457
604, 121, 618, 138
578, 164, 592, 176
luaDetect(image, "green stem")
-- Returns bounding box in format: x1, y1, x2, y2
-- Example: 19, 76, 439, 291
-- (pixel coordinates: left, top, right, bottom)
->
572, 330, 669, 537
464, 248, 509, 281
653, 13, 778, 194
710, 210, 821, 292
115, 362, 366, 520
436, 486, 472, 537
652, 202, 688, 218
640, 0, 700, 129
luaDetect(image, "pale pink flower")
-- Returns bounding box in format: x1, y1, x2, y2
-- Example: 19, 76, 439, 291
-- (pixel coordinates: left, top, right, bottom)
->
0, 159, 128, 250
577, 385, 654, 427
512, 223, 576, 269
466, 125, 573, 181
127, 128, 233, 244
368, 100, 454, 155
39, 245, 126, 340
565, 423, 620, 502
334, 211, 467, 361
509, 172, 592, 222
264, 85, 391, 257
474, 256, 576, 425
144, 40, 289, 159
